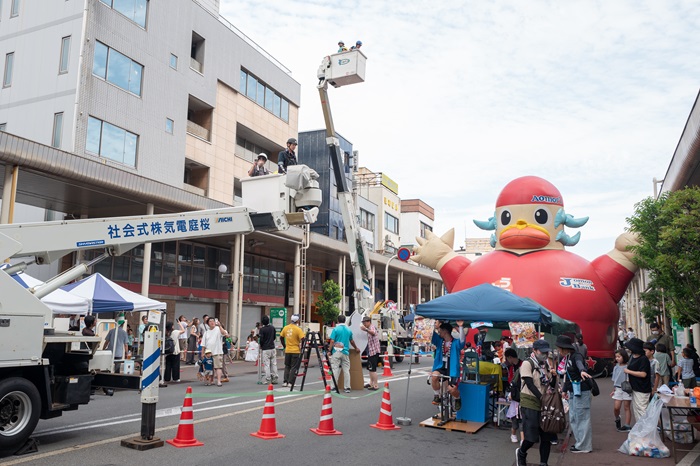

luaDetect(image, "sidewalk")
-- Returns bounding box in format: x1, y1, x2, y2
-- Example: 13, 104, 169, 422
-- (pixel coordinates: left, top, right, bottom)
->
558, 376, 694, 465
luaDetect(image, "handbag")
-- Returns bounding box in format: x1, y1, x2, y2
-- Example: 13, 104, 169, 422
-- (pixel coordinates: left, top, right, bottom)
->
588, 377, 600, 396
621, 380, 633, 394
540, 377, 567, 434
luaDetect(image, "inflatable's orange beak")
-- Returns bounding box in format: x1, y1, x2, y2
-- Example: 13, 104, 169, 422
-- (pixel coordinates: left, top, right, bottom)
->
499, 220, 550, 249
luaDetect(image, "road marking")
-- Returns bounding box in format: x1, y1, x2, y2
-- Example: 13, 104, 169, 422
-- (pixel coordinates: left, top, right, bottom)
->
2, 395, 317, 465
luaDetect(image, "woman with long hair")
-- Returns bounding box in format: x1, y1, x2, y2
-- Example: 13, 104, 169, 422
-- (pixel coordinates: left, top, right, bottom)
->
186, 317, 200, 365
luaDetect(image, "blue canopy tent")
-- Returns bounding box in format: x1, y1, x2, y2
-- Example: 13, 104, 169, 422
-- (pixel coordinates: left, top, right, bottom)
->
61, 273, 165, 313
415, 283, 577, 335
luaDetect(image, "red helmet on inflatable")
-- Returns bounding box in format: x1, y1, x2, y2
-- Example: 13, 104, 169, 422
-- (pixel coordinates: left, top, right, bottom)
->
496, 176, 564, 208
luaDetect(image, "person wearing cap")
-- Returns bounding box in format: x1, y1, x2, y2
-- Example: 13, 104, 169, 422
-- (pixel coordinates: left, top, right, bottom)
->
350, 40, 362, 50
328, 314, 360, 393
360, 315, 380, 390
515, 338, 557, 466
556, 335, 593, 454
277, 138, 298, 174
248, 153, 270, 177
337, 41, 347, 52
201, 349, 214, 385
280, 314, 305, 387
624, 337, 652, 423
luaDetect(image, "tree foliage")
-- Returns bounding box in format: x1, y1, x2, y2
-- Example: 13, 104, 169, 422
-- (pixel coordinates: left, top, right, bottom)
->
315, 280, 342, 325
626, 187, 700, 326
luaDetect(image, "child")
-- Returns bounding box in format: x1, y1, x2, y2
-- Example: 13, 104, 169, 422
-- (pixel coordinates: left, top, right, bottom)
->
676, 347, 697, 388
654, 343, 673, 388
202, 349, 214, 386
245, 336, 259, 362
643, 342, 659, 393
611, 349, 632, 432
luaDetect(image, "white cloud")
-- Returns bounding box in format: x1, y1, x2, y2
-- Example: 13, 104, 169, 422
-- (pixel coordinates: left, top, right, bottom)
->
221, 0, 700, 260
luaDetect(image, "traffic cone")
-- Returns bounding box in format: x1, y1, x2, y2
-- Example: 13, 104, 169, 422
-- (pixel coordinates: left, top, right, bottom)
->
251, 384, 285, 439
319, 359, 332, 381
370, 382, 400, 430
381, 352, 394, 377
310, 385, 342, 436
166, 386, 204, 447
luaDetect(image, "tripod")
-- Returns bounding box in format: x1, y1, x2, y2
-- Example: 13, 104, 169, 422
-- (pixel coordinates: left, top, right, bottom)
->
290, 331, 339, 393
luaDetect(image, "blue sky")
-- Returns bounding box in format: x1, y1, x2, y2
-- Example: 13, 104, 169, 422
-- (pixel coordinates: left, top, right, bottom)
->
221, 0, 700, 260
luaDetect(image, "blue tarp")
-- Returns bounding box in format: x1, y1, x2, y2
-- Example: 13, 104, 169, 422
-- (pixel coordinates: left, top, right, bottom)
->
415, 283, 576, 334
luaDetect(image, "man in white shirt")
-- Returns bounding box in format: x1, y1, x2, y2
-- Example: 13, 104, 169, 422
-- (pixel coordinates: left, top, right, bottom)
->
201, 317, 228, 387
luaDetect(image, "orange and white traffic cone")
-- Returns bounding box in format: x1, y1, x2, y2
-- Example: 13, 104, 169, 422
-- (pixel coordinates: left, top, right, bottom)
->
251, 384, 285, 439
166, 386, 204, 447
319, 359, 332, 381
310, 385, 342, 436
370, 382, 400, 430
381, 352, 394, 377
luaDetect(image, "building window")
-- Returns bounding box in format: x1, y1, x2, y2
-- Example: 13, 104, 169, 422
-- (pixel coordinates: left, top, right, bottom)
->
10, 0, 19, 17
385, 212, 399, 234
59, 36, 71, 74
3, 52, 14, 88
239, 68, 291, 122
166, 118, 174, 134
190, 31, 205, 74
86, 116, 138, 166
243, 254, 286, 296
98, 0, 147, 28
360, 209, 375, 232
52, 112, 63, 148
169, 53, 178, 69
420, 221, 433, 239
92, 41, 143, 96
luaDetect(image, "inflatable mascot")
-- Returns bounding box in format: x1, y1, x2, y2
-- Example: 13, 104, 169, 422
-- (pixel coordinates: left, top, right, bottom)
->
413, 176, 638, 364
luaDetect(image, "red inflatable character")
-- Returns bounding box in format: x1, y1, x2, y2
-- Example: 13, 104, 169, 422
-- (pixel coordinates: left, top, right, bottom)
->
413, 176, 638, 363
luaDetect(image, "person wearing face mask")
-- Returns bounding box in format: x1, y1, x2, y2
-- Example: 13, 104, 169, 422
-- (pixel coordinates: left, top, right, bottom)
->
515, 339, 557, 466
647, 322, 674, 364
429, 321, 466, 411
557, 335, 593, 454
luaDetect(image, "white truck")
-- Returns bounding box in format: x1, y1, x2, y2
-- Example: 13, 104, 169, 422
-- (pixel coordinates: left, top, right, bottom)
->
317, 51, 411, 363
0, 173, 320, 454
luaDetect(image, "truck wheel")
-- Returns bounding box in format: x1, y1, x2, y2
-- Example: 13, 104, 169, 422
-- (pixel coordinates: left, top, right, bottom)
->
394, 347, 404, 364
0, 378, 41, 452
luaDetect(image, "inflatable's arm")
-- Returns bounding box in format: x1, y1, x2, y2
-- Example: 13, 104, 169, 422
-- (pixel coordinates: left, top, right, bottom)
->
412, 229, 471, 292
591, 232, 639, 302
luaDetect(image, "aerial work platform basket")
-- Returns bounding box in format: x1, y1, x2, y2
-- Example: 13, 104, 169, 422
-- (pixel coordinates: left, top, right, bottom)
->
318, 50, 367, 88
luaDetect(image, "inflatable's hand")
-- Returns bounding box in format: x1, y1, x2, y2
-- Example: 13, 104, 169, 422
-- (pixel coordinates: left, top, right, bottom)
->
413, 229, 458, 271
608, 232, 640, 272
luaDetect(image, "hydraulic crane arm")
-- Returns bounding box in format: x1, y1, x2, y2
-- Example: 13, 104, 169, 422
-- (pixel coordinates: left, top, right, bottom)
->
318, 53, 373, 315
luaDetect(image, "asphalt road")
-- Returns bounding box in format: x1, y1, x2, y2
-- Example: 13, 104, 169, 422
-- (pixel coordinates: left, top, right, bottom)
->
0, 357, 520, 466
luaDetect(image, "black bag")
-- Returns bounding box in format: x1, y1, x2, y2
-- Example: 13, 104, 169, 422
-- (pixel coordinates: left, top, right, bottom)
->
510, 359, 534, 402
540, 388, 567, 434
621, 380, 633, 394
588, 377, 600, 396
164, 337, 175, 355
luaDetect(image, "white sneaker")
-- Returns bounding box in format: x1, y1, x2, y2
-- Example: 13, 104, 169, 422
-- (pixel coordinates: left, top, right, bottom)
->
510, 434, 519, 443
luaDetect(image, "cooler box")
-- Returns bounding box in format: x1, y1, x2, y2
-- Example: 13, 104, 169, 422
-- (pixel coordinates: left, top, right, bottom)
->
456, 382, 490, 422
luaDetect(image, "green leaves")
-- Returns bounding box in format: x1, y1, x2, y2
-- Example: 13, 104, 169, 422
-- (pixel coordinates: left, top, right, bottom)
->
627, 187, 700, 325
315, 280, 342, 325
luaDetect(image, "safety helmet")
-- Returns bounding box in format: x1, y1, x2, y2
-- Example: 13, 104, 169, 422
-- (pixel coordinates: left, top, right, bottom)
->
287, 138, 297, 145
338, 41, 344, 45
356, 40, 362, 45
257, 153, 268, 161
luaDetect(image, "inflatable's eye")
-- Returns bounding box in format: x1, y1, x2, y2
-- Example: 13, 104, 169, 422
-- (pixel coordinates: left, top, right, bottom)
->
534, 209, 549, 225
500, 210, 511, 226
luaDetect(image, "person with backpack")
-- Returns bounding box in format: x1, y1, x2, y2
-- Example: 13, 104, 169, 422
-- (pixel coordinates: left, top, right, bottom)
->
505, 348, 523, 444
515, 339, 557, 466
163, 321, 181, 383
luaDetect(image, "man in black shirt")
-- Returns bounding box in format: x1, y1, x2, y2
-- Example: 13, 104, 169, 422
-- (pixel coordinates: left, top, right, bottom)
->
259, 316, 278, 384
277, 138, 298, 174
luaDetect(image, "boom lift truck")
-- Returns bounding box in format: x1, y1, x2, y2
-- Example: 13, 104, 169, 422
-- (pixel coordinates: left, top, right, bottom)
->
0, 174, 320, 454
316, 51, 411, 362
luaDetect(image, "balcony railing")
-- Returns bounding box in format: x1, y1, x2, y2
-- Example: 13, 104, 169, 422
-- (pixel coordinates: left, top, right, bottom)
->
186, 120, 210, 141
190, 57, 203, 74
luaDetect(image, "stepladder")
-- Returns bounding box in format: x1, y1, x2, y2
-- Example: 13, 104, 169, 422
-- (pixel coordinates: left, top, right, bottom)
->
290, 331, 339, 394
